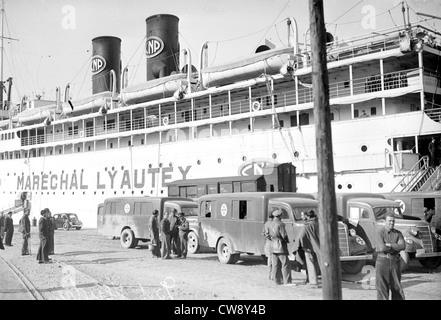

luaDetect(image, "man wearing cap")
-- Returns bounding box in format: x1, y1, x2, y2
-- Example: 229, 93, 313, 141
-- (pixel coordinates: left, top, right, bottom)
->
375, 213, 406, 300
268, 209, 291, 285
4, 211, 14, 246
169, 209, 181, 258
178, 212, 189, 259
148, 210, 161, 258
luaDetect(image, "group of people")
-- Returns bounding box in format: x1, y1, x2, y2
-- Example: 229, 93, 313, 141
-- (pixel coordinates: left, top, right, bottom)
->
0, 211, 15, 247
0, 207, 56, 264
148, 209, 190, 260
263, 208, 406, 300
263, 209, 321, 288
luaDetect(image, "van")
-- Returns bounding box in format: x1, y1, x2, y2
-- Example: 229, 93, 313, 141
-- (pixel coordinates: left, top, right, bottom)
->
99, 196, 197, 248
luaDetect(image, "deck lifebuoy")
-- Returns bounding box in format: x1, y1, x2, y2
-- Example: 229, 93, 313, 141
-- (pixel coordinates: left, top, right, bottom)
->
162, 116, 169, 126
252, 101, 261, 112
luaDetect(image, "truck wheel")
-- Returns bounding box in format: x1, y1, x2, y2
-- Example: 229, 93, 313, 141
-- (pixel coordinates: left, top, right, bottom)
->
341, 260, 366, 274
399, 251, 410, 272
187, 231, 199, 254
120, 229, 138, 249
419, 257, 441, 268
217, 238, 238, 264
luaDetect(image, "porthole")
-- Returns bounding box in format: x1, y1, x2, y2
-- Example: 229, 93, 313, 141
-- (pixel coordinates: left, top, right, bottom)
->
197, 160, 201, 165
159, 163, 163, 168
272, 153, 278, 159
121, 166, 124, 170
149, 164, 152, 169
347, 184, 353, 189
242, 156, 247, 162
294, 151, 300, 158
361, 145, 368, 152
218, 158, 222, 164
169, 162, 173, 167
337, 184, 343, 189
378, 182, 384, 188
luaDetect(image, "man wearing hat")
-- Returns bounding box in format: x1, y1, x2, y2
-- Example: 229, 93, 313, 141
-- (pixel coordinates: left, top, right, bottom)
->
148, 210, 161, 258
268, 209, 291, 285
178, 212, 189, 259
160, 212, 172, 259
37, 209, 51, 263
4, 211, 14, 246
19, 208, 31, 255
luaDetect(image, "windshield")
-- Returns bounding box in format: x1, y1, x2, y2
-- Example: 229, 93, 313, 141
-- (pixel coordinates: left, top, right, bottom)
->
373, 207, 402, 220
291, 206, 319, 221
180, 206, 198, 217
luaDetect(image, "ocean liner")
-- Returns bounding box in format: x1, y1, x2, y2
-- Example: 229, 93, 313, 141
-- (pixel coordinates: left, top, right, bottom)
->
0, 5, 440, 228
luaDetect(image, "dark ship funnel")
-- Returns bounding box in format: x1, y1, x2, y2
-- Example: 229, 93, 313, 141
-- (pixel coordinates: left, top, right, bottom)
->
145, 14, 180, 81
92, 36, 121, 94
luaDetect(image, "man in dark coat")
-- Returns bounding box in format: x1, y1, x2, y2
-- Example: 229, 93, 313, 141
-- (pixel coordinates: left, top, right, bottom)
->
169, 209, 181, 257
429, 137, 436, 167
268, 210, 291, 285
4, 211, 14, 246
160, 212, 172, 259
0, 212, 5, 245
36, 209, 51, 264
375, 213, 406, 300
294, 209, 321, 287
148, 210, 161, 258
19, 209, 31, 255
46, 209, 55, 255
178, 212, 189, 259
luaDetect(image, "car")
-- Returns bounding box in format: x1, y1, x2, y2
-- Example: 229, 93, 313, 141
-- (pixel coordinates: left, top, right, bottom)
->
53, 213, 83, 230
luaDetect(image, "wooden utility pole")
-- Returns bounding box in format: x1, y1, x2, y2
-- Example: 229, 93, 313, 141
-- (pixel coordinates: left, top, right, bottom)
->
309, 0, 342, 300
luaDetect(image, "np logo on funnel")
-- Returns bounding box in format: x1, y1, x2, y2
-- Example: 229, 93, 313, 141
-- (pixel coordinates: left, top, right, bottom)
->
238, 158, 277, 176
91, 55, 106, 75
146, 36, 164, 58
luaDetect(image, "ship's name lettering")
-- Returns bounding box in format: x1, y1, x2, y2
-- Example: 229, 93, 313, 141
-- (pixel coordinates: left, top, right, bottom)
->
16, 166, 191, 191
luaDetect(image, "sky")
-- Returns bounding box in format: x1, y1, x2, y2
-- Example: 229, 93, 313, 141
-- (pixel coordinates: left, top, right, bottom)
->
2, 0, 440, 104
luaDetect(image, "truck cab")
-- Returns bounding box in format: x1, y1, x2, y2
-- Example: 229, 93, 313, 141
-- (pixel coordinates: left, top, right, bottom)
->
336, 193, 441, 269
193, 192, 370, 274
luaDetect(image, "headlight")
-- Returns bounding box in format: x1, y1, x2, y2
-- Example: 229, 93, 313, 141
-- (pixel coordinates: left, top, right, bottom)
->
431, 226, 437, 234
349, 229, 356, 237
409, 226, 419, 236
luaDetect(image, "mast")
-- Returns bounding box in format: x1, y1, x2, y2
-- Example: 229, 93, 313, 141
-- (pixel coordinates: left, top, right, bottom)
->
1, 0, 4, 110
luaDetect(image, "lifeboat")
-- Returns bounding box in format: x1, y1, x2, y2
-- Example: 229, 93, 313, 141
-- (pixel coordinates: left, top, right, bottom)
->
121, 73, 188, 105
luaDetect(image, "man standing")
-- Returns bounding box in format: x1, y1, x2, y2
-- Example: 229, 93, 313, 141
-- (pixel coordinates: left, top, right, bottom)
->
429, 137, 436, 167
262, 213, 274, 281
36, 209, 51, 264
19, 209, 31, 255
169, 209, 181, 258
148, 210, 161, 258
0, 212, 5, 245
4, 211, 14, 246
294, 209, 321, 288
46, 209, 55, 255
269, 210, 291, 285
375, 213, 406, 300
160, 212, 172, 259
178, 212, 189, 259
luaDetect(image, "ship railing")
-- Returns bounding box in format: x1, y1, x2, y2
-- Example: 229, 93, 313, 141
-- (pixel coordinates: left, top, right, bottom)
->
18, 66, 420, 147
424, 102, 441, 122
390, 155, 430, 192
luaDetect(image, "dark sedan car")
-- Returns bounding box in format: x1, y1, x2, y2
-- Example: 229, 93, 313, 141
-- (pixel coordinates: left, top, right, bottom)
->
53, 213, 83, 230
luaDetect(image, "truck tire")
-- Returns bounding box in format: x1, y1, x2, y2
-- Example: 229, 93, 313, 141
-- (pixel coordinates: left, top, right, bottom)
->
120, 229, 138, 249
187, 231, 199, 254
399, 251, 410, 272
341, 260, 366, 274
217, 238, 239, 264
419, 257, 441, 268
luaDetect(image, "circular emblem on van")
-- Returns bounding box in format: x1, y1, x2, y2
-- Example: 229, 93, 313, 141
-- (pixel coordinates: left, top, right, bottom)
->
91, 55, 106, 75
394, 199, 405, 213
124, 204, 130, 214
221, 203, 228, 217
146, 36, 164, 58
